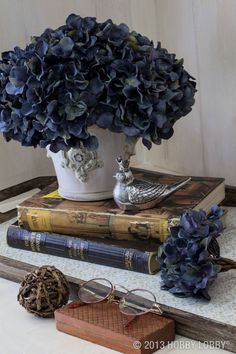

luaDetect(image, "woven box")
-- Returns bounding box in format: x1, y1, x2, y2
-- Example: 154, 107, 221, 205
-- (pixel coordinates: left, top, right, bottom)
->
55, 302, 175, 354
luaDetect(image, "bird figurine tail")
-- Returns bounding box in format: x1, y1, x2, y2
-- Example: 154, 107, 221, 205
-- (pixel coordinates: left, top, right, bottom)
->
164, 177, 191, 197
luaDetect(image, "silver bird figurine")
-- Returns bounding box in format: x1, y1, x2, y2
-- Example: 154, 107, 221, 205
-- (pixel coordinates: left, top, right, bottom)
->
113, 157, 191, 212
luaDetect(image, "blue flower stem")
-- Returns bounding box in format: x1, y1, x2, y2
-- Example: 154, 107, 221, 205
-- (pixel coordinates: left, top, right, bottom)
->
214, 257, 236, 272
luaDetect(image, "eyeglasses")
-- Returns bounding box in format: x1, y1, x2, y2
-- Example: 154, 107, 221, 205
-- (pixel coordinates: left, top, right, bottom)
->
69, 278, 163, 326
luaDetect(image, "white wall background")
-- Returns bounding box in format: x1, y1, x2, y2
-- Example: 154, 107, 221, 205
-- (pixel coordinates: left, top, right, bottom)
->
133, 0, 236, 186
0, 0, 235, 188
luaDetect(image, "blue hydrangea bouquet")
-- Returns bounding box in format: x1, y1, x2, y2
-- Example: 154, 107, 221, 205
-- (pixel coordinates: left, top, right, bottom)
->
0, 14, 196, 153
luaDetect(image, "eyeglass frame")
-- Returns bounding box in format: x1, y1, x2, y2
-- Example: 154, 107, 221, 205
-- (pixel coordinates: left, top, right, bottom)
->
71, 277, 163, 319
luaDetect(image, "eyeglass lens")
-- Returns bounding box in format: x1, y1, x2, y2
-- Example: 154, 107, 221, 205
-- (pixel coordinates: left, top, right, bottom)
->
119, 289, 156, 315
78, 278, 112, 303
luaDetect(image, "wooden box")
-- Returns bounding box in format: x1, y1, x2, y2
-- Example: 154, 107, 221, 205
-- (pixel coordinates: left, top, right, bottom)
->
55, 302, 175, 354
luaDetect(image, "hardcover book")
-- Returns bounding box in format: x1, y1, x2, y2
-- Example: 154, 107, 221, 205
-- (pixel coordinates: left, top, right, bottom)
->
7, 225, 159, 274
17, 170, 225, 242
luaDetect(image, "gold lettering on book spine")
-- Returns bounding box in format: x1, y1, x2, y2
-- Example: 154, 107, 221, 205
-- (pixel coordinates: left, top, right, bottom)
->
67, 239, 73, 258
69, 240, 86, 259
26, 209, 53, 232
78, 241, 85, 260
24, 234, 30, 248
124, 250, 134, 270
35, 233, 41, 252
29, 232, 41, 252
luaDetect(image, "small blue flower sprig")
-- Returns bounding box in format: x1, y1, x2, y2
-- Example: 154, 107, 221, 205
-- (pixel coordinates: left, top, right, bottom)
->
158, 206, 236, 300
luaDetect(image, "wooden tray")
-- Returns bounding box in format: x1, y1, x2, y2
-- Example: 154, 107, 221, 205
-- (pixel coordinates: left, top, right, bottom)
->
0, 175, 236, 352
1, 255, 236, 353
0, 176, 56, 223
55, 301, 175, 354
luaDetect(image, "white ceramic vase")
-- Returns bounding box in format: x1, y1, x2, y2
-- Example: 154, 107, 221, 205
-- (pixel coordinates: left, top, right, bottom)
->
47, 127, 135, 201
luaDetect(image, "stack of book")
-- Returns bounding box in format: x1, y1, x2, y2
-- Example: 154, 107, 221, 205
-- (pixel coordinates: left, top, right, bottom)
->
7, 170, 225, 274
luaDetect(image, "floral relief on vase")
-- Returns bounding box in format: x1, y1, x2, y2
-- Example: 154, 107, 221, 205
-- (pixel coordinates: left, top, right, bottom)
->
61, 146, 104, 183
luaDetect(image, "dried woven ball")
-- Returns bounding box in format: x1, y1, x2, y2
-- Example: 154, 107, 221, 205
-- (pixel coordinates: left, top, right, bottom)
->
17, 265, 69, 318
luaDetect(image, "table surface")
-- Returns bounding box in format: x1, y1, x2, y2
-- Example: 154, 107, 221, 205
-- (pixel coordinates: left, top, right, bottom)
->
0, 277, 232, 354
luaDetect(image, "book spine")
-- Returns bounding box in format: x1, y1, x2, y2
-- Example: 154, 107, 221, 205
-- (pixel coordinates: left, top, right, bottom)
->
18, 207, 170, 243
7, 226, 159, 274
